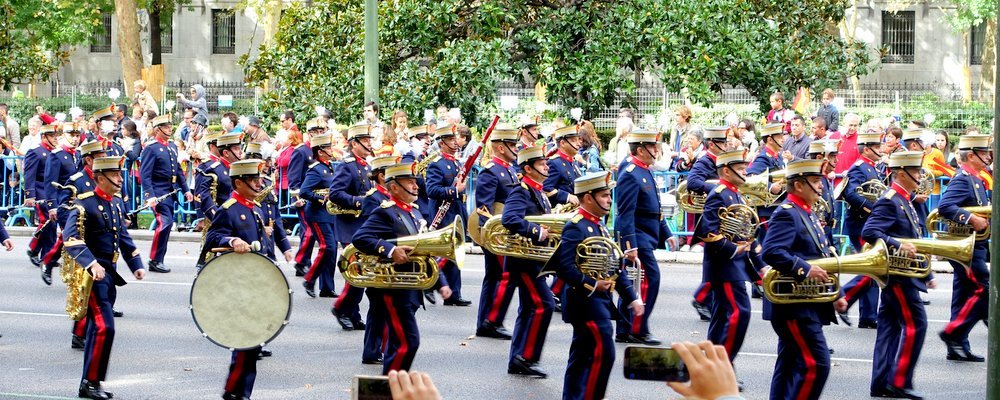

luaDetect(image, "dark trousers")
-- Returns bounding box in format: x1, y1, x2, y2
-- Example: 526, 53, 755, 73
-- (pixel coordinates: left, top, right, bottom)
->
770, 318, 831, 400
944, 247, 990, 348
149, 199, 174, 263
441, 259, 462, 299
872, 284, 927, 392
29, 203, 56, 258
224, 347, 261, 398
382, 292, 420, 375
477, 250, 515, 328
82, 277, 117, 383
293, 208, 316, 266
334, 242, 366, 321
42, 209, 70, 266
303, 221, 336, 293
707, 281, 750, 362
842, 275, 880, 323
508, 265, 554, 363
617, 248, 659, 336
693, 281, 713, 305
362, 290, 387, 363
73, 318, 87, 337
563, 319, 615, 400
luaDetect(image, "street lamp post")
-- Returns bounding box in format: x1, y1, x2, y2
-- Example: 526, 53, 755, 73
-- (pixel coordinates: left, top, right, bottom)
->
364, 0, 379, 104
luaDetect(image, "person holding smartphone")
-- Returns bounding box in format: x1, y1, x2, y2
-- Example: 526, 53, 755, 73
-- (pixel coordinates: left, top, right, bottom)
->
546, 171, 642, 400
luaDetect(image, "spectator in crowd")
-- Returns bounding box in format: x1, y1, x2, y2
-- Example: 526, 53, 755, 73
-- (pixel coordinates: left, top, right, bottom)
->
733, 118, 758, 160
674, 127, 705, 172
175, 109, 194, 142
811, 117, 828, 140
815, 88, 839, 133
377, 125, 399, 157
121, 120, 142, 173
276, 129, 300, 203
245, 116, 270, 144
390, 110, 409, 139
176, 84, 208, 122
132, 79, 158, 113
280, 109, 300, 140
221, 112, 241, 134
935, 130, 958, 169
831, 113, 861, 179
780, 115, 812, 161
114, 103, 131, 130
881, 126, 903, 157
865, 118, 883, 134
18, 116, 41, 154
907, 119, 926, 129
577, 120, 605, 172
456, 124, 477, 164
0, 103, 21, 150
131, 105, 146, 133
387, 370, 442, 400
605, 108, 634, 169
766, 91, 795, 134
666, 105, 695, 157
435, 105, 449, 124
363, 101, 385, 146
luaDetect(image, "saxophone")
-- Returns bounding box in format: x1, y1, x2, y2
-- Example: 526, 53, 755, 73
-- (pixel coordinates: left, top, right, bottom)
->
414, 150, 441, 177
314, 189, 363, 217
63, 204, 93, 321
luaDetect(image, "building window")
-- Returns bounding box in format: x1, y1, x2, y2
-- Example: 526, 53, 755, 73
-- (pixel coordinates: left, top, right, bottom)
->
881, 11, 915, 64
970, 23, 986, 66
90, 13, 113, 53
212, 9, 236, 55
160, 22, 173, 54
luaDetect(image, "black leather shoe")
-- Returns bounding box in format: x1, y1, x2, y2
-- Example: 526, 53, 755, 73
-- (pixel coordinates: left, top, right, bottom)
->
112, 309, 123, 318
41, 264, 54, 286
78, 380, 110, 400
260, 348, 272, 357
362, 356, 383, 365
751, 283, 764, 299
294, 263, 307, 277
858, 320, 878, 329
443, 298, 472, 306
870, 387, 893, 397
939, 331, 983, 361
319, 289, 339, 298
27, 250, 41, 267
477, 322, 513, 340
615, 333, 643, 343
883, 385, 925, 399
72, 335, 85, 350
303, 281, 316, 298
553, 302, 562, 313
148, 261, 171, 273
635, 334, 662, 345
691, 300, 711, 321
331, 307, 354, 330
351, 317, 366, 330
222, 392, 247, 400
508, 356, 547, 378
423, 290, 436, 305
838, 311, 852, 327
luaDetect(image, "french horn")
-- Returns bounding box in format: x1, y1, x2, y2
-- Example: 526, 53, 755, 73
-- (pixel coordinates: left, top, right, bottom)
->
313, 189, 363, 217
914, 168, 934, 196
674, 180, 713, 214
718, 204, 759, 242
855, 179, 888, 202
763, 239, 890, 304
926, 206, 991, 241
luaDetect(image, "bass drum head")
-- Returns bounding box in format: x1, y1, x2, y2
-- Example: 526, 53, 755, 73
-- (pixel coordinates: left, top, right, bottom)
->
190, 252, 292, 350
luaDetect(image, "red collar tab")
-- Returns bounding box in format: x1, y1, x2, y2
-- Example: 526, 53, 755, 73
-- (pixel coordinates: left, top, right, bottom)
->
765, 146, 778, 158
353, 151, 368, 166
491, 156, 510, 168
719, 179, 739, 193
578, 207, 602, 224
94, 187, 113, 202
231, 191, 255, 209
84, 166, 94, 180
219, 157, 232, 169
390, 195, 413, 212
891, 182, 911, 201
706, 152, 718, 162
209, 155, 220, 163
156, 136, 169, 146
962, 163, 982, 180
523, 176, 544, 192
557, 150, 573, 163
862, 156, 877, 167
631, 158, 650, 170
787, 193, 813, 214
376, 184, 389, 197
441, 152, 456, 162
62, 145, 76, 155
41, 141, 54, 151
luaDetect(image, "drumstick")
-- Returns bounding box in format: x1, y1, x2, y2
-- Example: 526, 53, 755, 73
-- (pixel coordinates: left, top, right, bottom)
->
210, 241, 261, 253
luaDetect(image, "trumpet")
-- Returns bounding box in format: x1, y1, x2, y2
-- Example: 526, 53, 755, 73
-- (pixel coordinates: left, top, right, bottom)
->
479, 213, 574, 261
927, 206, 991, 241
763, 239, 890, 304
313, 189, 363, 217
338, 217, 465, 290
864, 234, 975, 279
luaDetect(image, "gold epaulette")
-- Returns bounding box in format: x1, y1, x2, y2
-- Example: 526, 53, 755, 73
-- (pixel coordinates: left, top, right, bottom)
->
309, 161, 320, 169
625, 164, 636, 172
701, 233, 725, 243
69, 172, 83, 181
883, 191, 895, 199
210, 161, 221, 169
548, 154, 559, 160
221, 198, 237, 209
380, 200, 395, 208
714, 185, 726, 194
521, 182, 529, 190
365, 187, 377, 196
344, 156, 356, 163
781, 203, 792, 209
853, 160, 864, 167
77, 192, 94, 200
571, 214, 585, 223
484, 162, 495, 169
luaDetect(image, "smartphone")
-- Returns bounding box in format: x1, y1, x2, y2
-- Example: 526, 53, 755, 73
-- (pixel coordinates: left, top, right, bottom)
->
351, 375, 392, 400
623, 345, 689, 382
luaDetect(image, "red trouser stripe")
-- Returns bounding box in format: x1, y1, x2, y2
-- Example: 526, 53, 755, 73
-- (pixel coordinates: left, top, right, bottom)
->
723, 282, 740, 355
695, 282, 712, 303
584, 321, 603, 400
787, 320, 817, 400
86, 294, 107, 381
42, 238, 62, 265
632, 264, 649, 334
294, 209, 314, 264
149, 209, 165, 259
520, 272, 545, 359
944, 268, 984, 334
334, 281, 352, 309
303, 222, 328, 282
384, 294, 409, 372
225, 351, 245, 391
487, 255, 509, 322
892, 285, 917, 388
843, 276, 871, 302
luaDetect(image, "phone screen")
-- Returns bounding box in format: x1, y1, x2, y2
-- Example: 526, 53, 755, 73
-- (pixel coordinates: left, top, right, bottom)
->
623, 345, 689, 382
352, 375, 392, 400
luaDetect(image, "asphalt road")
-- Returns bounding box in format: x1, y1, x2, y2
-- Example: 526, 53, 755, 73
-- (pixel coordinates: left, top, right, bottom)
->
0, 236, 989, 399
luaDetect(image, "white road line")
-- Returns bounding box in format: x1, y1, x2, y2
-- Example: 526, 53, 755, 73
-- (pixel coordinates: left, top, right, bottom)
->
741, 352, 873, 363
0, 310, 66, 318
132, 280, 192, 286
747, 310, 951, 324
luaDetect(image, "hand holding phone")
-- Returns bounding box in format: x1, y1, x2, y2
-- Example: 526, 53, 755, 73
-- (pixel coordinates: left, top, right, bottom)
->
623, 345, 688, 382
666, 341, 740, 399
352, 375, 390, 400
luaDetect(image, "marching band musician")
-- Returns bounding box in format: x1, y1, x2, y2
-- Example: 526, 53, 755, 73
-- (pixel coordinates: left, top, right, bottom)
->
89, 106, 124, 157
517, 118, 540, 151
808, 140, 839, 244
760, 159, 848, 400
330, 124, 376, 331
544, 125, 583, 206
24, 124, 60, 268
615, 130, 675, 345
744, 123, 788, 300
936, 134, 991, 363
352, 162, 444, 374
688, 127, 728, 321
695, 149, 764, 384
300, 133, 340, 299
839, 132, 885, 328
424, 124, 469, 306
40, 122, 83, 285
900, 129, 932, 235
862, 151, 936, 399
202, 158, 271, 400
401, 124, 435, 218
359, 155, 401, 365
139, 115, 194, 274
244, 143, 293, 264
548, 171, 643, 400
64, 156, 146, 400
194, 132, 244, 269
474, 126, 519, 340
501, 145, 554, 378
289, 118, 323, 278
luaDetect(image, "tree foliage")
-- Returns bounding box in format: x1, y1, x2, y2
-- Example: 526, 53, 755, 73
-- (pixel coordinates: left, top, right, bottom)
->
242, 0, 873, 126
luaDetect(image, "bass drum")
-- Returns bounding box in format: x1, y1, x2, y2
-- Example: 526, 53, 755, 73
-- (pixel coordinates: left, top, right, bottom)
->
190, 252, 292, 350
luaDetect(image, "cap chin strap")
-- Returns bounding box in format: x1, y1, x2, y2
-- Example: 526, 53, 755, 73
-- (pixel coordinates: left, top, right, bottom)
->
525, 163, 549, 178
903, 168, 922, 187
973, 150, 991, 168
725, 165, 746, 184
240, 177, 263, 196
354, 139, 373, 155
564, 139, 579, 153
586, 192, 610, 212
806, 179, 823, 200
100, 171, 122, 189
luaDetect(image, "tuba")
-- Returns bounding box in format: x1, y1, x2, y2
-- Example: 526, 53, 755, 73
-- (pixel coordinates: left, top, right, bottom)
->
479, 213, 573, 261
675, 180, 715, 214
62, 204, 93, 321
926, 206, 991, 241
718, 204, 759, 242
855, 179, 887, 202
866, 234, 974, 279
763, 239, 890, 304
338, 217, 465, 290
314, 189, 363, 217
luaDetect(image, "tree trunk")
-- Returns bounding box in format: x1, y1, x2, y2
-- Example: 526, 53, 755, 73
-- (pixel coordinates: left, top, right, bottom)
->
115, 0, 144, 98
259, 0, 283, 92
149, 3, 162, 66
961, 30, 973, 102
979, 19, 996, 102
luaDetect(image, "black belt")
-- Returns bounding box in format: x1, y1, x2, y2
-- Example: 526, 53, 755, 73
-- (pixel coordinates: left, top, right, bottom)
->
636, 211, 663, 220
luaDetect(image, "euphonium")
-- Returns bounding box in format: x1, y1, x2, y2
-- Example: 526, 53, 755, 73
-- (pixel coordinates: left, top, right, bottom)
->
675, 180, 715, 214
740, 172, 784, 207
63, 204, 93, 321
855, 179, 887, 202
718, 204, 759, 242
763, 239, 890, 304
314, 188, 363, 217
338, 217, 466, 290
926, 206, 992, 240
865, 234, 974, 279
480, 213, 573, 261
552, 203, 579, 214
